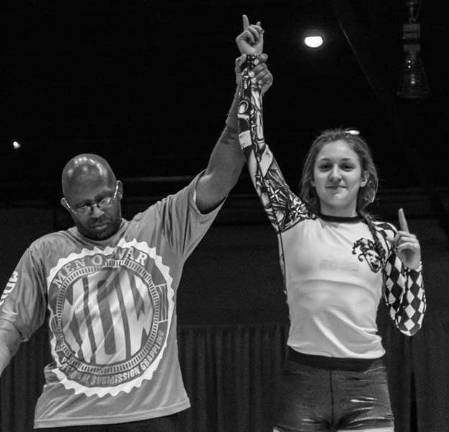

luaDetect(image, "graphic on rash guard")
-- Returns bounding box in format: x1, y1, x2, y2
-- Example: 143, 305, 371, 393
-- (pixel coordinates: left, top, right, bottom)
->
352, 238, 382, 273
47, 238, 174, 397
238, 70, 312, 234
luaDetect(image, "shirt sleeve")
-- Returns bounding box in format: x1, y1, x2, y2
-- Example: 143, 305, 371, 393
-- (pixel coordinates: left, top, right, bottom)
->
0, 246, 47, 375
154, 172, 224, 259
381, 225, 426, 336
237, 55, 313, 234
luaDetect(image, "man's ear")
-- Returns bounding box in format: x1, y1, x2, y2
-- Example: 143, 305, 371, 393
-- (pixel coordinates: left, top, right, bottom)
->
60, 197, 70, 211
117, 180, 123, 199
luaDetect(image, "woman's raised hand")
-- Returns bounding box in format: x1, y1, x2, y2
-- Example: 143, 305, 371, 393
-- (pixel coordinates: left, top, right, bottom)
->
387, 208, 422, 270
235, 14, 264, 55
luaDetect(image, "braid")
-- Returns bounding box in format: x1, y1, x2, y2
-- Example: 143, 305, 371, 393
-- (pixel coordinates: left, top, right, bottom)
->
360, 212, 386, 266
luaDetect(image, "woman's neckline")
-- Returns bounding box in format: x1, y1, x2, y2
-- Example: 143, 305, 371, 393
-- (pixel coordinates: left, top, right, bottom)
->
318, 213, 362, 223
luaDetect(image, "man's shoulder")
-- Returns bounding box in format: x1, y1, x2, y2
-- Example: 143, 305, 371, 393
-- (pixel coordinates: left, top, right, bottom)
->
29, 229, 73, 253
131, 182, 196, 223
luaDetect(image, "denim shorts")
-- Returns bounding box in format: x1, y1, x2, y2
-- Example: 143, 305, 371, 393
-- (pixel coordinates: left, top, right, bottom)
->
274, 349, 394, 432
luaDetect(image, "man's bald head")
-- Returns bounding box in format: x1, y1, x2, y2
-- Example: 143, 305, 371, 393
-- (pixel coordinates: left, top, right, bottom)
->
60, 154, 123, 240
62, 154, 116, 197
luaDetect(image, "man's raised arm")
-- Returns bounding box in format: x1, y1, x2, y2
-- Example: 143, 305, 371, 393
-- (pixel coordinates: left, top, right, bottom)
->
195, 15, 272, 213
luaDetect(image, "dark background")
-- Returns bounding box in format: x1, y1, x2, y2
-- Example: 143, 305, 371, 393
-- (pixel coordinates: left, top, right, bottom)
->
2, 0, 449, 202
2, 1, 449, 431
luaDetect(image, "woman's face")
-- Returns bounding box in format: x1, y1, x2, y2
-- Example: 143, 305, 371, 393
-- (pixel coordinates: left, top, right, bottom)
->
312, 140, 368, 217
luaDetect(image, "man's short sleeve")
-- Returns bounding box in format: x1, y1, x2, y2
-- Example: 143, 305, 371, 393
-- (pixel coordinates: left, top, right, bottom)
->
0, 245, 47, 374
148, 172, 224, 259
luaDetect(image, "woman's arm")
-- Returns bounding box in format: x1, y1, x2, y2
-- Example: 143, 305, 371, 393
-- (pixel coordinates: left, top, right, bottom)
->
383, 251, 426, 336
380, 212, 426, 335
235, 17, 313, 233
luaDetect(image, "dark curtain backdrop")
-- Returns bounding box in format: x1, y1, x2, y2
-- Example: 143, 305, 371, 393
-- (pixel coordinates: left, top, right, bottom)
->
0, 323, 287, 432
1, 205, 448, 432
2, 316, 449, 432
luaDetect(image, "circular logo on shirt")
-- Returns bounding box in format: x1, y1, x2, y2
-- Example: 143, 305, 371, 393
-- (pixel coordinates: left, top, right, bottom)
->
47, 239, 174, 397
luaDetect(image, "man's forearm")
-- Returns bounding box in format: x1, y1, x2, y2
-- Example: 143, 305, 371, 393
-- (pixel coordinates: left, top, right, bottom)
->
0, 344, 11, 376
204, 86, 245, 188
205, 123, 245, 185
225, 86, 241, 132
195, 87, 245, 213
0, 323, 21, 376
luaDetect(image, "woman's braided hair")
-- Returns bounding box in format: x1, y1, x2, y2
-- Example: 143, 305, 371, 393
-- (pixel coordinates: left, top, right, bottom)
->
300, 128, 386, 264
360, 212, 387, 265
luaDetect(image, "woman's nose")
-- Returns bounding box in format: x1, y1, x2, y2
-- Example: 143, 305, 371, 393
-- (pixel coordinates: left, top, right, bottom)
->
328, 166, 342, 181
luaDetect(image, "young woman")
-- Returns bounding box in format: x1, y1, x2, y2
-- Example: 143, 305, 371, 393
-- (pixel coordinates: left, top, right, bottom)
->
234, 16, 426, 432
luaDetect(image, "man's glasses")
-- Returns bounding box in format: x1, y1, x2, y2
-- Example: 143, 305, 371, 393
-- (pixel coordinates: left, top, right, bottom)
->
63, 183, 119, 216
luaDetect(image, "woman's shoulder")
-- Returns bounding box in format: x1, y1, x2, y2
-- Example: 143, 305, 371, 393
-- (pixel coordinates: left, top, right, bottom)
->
370, 217, 397, 237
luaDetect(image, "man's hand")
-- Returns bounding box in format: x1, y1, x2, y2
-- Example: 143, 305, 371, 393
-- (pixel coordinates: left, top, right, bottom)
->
235, 14, 264, 55
235, 53, 273, 95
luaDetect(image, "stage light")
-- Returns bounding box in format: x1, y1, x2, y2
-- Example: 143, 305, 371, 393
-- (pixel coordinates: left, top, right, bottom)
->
304, 35, 324, 48
12, 141, 21, 149
397, 1, 430, 99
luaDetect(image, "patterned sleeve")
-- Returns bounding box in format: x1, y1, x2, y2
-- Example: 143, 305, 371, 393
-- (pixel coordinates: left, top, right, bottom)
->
378, 222, 426, 336
237, 55, 313, 234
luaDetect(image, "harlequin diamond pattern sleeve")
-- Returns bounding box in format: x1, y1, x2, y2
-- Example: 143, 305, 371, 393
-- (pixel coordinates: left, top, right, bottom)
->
237, 55, 313, 234
383, 251, 426, 336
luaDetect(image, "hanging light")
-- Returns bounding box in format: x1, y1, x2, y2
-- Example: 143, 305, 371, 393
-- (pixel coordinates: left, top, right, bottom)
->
397, 0, 430, 99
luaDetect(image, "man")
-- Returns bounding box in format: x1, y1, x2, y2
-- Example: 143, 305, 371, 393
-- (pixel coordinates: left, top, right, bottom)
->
0, 62, 272, 430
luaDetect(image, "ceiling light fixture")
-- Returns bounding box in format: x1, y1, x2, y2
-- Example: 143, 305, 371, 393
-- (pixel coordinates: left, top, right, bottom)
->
304, 34, 324, 49
397, 0, 430, 99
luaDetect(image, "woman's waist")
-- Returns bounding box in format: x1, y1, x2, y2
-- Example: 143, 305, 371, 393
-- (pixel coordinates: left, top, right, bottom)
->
286, 346, 385, 372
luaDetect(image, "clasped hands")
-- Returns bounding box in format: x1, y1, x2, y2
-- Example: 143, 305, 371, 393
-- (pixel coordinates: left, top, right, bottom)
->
234, 14, 273, 95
